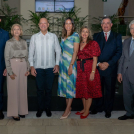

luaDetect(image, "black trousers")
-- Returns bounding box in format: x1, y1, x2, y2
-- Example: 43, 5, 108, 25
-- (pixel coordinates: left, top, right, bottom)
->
0, 70, 4, 111
35, 68, 55, 110
93, 75, 117, 112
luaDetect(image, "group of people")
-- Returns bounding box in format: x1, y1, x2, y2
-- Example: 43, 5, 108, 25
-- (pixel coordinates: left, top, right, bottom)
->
0, 16, 134, 121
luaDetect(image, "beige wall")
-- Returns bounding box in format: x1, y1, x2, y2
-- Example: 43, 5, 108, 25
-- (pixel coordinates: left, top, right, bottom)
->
89, 0, 103, 25
20, 0, 35, 35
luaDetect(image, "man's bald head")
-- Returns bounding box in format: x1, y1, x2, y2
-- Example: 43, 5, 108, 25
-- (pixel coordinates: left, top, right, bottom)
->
39, 18, 48, 23
38, 18, 49, 33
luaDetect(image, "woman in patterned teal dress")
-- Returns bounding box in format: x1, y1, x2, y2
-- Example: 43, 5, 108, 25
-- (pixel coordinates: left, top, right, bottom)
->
58, 17, 80, 119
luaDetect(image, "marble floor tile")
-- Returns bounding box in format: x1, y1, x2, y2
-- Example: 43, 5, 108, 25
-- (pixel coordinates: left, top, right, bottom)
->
1, 111, 134, 134
48, 118, 63, 126
0, 119, 9, 125
24, 119, 43, 126
76, 118, 113, 126
7, 118, 25, 126
107, 125, 134, 134
76, 125, 111, 133
0, 126, 15, 134
110, 118, 134, 125
62, 119, 78, 126
46, 126, 78, 133
12, 126, 46, 134
43, 119, 51, 126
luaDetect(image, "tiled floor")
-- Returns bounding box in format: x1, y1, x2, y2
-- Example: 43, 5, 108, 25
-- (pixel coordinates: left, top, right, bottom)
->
1, 111, 134, 134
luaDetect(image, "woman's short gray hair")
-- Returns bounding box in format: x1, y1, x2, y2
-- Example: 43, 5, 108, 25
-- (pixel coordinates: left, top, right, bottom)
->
129, 20, 134, 29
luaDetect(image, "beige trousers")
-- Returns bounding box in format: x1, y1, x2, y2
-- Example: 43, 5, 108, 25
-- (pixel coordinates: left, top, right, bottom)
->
7, 58, 28, 117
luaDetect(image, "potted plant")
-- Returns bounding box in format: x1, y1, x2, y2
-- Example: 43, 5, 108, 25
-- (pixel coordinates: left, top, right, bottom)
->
0, 4, 27, 36
26, 10, 51, 34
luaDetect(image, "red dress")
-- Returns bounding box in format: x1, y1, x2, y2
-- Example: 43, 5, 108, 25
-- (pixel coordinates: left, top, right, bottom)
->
76, 40, 102, 99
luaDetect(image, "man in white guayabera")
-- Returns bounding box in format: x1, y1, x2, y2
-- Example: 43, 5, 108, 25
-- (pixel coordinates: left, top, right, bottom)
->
28, 18, 61, 118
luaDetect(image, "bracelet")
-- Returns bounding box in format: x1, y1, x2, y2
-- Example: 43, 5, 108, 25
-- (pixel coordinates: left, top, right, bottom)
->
70, 63, 73, 66
92, 71, 95, 73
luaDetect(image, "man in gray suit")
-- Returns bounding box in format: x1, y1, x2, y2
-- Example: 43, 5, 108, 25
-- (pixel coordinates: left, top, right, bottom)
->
118, 20, 134, 120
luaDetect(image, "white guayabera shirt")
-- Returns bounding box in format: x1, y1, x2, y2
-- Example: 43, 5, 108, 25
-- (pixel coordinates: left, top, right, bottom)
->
28, 31, 61, 69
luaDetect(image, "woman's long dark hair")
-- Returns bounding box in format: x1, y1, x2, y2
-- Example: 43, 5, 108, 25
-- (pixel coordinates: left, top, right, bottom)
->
62, 17, 75, 38
80, 26, 93, 43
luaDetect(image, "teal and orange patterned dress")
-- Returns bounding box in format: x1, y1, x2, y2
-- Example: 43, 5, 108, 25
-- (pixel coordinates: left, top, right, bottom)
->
58, 32, 80, 98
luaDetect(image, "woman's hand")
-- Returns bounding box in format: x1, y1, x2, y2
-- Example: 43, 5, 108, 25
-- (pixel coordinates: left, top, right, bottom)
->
25, 71, 30, 76
68, 65, 73, 76
10, 74, 17, 80
89, 72, 95, 81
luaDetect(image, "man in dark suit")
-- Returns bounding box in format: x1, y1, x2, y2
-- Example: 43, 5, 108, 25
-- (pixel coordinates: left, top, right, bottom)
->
117, 20, 134, 120
91, 17, 122, 118
0, 18, 9, 119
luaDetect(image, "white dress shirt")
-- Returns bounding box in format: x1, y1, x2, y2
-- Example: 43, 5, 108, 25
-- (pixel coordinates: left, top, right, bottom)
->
103, 31, 111, 40
28, 31, 61, 69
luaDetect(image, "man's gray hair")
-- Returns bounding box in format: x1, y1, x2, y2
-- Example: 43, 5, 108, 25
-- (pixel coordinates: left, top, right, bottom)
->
101, 17, 112, 24
129, 20, 134, 28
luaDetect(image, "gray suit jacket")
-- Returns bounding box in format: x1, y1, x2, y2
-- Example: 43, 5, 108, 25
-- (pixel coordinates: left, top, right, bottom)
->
118, 37, 134, 84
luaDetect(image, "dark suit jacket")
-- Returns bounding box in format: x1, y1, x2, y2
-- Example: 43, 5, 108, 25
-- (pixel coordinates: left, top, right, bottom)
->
0, 28, 9, 71
93, 31, 122, 77
118, 37, 134, 84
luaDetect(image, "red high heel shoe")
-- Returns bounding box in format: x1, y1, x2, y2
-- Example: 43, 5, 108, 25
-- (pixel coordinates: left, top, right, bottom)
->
75, 112, 83, 115
80, 113, 89, 119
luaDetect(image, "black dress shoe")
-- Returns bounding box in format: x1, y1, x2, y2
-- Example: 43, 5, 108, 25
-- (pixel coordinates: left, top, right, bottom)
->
0, 111, 4, 120
12, 117, 20, 121
45, 108, 52, 117
19, 115, 25, 118
36, 110, 43, 117
118, 115, 134, 120
105, 112, 111, 118
90, 110, 98, 115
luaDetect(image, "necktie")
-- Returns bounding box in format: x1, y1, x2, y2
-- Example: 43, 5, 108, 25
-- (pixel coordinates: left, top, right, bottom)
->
105, 33, 107, 42
129, 39, 134, 57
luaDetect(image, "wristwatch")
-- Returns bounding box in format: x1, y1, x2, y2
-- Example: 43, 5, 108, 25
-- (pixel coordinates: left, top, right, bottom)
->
97, 62, 100, 66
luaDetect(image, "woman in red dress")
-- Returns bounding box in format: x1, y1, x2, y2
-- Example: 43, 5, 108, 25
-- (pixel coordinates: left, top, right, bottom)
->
76, 26, 102, 119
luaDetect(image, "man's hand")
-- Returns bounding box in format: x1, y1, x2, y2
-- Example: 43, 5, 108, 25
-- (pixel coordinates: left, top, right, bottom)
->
102, 62, 109, 70
98, 63, 106, 70
53, 65, 59, 73
31, 66, 37, 77
3, 69, 7, 76
117, 73, 122, 83
99, 62, 109, 70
